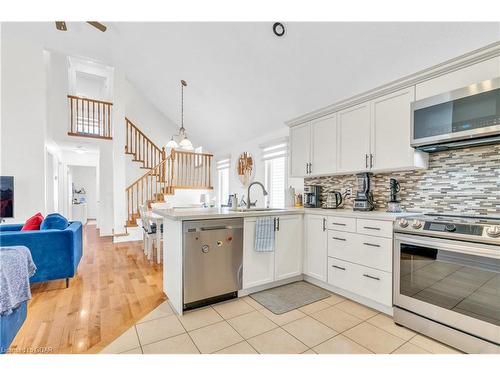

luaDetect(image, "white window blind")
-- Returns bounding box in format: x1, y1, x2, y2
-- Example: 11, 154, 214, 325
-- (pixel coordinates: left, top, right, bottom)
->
261, 139, 288, 208
261, 141, 288, 161
216, 158, 230, 170
216, 158, 230, 206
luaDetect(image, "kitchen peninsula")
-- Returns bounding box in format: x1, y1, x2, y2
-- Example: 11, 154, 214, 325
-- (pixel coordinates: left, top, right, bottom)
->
153, 206, 415, 315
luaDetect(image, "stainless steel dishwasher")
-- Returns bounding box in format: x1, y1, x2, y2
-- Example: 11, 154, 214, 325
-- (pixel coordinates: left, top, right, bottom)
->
183, 218, 243, 311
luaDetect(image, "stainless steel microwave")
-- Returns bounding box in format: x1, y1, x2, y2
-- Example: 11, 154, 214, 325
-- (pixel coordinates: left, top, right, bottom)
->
411, 78, 500, 151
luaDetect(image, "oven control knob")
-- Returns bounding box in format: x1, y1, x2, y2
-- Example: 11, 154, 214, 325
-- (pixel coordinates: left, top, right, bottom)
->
486, 226, 500, 238
411, 219, 422, 229
399, 219, 409, 228
445, 224, 456, 232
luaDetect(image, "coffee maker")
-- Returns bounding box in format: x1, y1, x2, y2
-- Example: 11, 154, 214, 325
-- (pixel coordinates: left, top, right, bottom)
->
353, 173, 374, 211
303, 185, 322, 208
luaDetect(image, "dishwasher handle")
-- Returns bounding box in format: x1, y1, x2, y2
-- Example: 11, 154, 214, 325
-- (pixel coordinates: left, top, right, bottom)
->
200, 226, 229, 231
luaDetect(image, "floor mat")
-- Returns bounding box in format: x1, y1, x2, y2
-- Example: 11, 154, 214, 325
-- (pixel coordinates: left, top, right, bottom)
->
249, 281, 330, 314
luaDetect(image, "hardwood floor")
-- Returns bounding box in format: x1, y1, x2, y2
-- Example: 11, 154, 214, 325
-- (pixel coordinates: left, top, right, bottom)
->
10, 224, 165, 354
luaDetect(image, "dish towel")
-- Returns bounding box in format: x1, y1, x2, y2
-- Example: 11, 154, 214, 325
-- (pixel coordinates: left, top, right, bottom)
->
254, 217, 275, 252
0, 246, 37, 316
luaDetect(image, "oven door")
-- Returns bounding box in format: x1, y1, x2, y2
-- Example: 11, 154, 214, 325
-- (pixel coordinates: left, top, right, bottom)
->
394, 233, 500, 345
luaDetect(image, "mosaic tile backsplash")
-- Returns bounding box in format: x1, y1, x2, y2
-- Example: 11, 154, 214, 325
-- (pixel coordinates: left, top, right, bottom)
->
304, 144, 500, 216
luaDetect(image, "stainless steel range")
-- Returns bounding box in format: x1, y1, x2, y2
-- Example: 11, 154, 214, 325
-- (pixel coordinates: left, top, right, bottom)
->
393, 214, 500, 354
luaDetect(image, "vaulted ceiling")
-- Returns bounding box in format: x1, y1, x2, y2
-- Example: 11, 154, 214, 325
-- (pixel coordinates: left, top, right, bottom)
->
5, 22, 500, 151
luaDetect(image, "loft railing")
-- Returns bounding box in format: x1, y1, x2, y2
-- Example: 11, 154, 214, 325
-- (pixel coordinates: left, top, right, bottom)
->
125, 118, 166, 169
67, 95, 113, 139
125, 149, 214, 226
170, 149, 213, 190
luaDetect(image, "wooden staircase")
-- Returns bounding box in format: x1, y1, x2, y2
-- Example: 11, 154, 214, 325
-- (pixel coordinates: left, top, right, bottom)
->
124, 119, 214, 227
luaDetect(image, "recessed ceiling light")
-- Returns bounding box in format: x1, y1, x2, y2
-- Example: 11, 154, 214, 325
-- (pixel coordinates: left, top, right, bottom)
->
273, 22, 285, 37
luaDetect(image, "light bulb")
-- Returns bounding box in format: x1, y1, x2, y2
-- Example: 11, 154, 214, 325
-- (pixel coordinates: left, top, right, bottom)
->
166, 137, 178, 149
179, 136, 193, 150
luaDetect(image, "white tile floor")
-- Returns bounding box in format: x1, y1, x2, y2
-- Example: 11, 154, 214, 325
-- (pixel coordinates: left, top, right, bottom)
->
100, 289, 462, 354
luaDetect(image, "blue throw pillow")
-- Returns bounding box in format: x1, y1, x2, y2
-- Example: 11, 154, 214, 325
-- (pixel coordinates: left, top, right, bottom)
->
40, 213, 69, 230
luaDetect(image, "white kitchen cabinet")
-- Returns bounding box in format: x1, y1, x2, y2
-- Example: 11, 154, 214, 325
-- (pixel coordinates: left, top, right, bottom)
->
327, 230, 392, 272
243, 215, 302, 289
275, 215, 303, 280
311, 114, 337, 175
416, 56, 500, 100
242, 218, 275, 289
327, 257, 392, 307
290, 123, 311, 177
304, 215, 328, 282
338, 102, 371, 173
370, 87, 428, 172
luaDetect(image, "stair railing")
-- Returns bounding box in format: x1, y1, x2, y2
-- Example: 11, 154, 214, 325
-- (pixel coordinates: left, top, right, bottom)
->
125, 117, 166, 169
125, 149, 214, 226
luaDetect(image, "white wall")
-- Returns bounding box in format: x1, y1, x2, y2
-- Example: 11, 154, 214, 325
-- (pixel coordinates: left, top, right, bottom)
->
69, 165, 98, 219
214, 127, 304, 208
0, 26, 47, 222
59, 149, 99, 220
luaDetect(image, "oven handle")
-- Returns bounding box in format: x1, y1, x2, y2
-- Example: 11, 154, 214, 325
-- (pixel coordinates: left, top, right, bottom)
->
394, 233, 500, 259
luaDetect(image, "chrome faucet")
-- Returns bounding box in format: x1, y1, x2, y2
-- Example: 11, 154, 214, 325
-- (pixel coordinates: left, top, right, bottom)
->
247, 181, 268, 209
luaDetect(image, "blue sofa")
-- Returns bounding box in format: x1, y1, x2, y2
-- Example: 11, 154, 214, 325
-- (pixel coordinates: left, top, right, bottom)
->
0, 221, 83, 286
0, 301, 27, 354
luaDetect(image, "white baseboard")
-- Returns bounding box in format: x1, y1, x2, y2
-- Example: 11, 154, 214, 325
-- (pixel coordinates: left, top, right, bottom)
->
239, 275, 304, 296
113, 226, 143, 243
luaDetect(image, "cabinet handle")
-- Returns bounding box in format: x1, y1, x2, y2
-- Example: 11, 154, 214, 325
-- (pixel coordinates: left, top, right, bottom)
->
332, 237, 346, 241
365, 154, 368, 168
332, 265, 346, 271
322, 218, 326, 232
273, 217, 277, 232
370, 153, 374, 169
363, 242, 380, 247
363, 226, 380, 231
305, 163, 309, 175
363, 273, 380, 281
309, 162, 312, 174
331, 222, 346, 226
277, 217, 280, 231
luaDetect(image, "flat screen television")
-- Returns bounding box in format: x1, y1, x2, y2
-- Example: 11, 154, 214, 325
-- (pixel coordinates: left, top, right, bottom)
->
0, 176, 14, 218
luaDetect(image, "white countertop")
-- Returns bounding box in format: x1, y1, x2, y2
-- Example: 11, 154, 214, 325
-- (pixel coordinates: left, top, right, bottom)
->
152, 206, 420, 221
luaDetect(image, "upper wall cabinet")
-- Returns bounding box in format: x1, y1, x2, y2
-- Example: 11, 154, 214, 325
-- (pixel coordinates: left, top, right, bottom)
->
290, 114, 337, 177
370, 87, 428, 172
290, 123, 311, 177
338, 103, 371, 173
416, 56, 500, 100
290, 86, 428, 177
311, 114, 337, 176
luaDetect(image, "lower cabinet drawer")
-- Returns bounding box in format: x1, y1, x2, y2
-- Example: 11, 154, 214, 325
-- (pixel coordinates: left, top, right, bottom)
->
327, 216, 356, 233
327, 257, 392, 306
356, 219, 393, 238
328, 231, 392, 272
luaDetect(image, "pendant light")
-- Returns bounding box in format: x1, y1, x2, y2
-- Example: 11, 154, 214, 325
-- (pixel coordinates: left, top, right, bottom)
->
165, 79, 194, 150
165, 135, 178, 149
178, 80, 193, 150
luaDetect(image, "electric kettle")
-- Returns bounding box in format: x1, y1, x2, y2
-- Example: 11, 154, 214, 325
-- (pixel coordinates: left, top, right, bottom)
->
325, 191, 343, 209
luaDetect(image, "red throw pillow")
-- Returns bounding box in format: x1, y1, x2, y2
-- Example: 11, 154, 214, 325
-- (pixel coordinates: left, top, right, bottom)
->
21, 212, 44, 231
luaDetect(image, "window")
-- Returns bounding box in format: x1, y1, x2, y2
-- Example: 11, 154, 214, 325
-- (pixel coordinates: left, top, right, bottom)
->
216, 158, 230, 206
195, 146, 203, 167
262, 139, 288, 208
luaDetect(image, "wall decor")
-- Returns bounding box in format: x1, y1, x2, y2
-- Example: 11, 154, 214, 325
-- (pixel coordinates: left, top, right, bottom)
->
305, 144, 500, 216
236, 152, 254, 187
